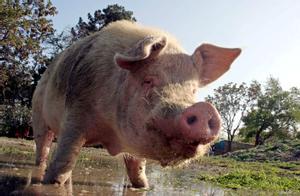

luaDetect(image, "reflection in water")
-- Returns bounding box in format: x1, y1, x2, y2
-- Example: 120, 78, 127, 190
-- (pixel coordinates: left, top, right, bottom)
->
0, 152, 225, 196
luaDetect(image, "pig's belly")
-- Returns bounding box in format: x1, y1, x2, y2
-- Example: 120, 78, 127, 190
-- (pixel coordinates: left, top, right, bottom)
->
42, 87, 115, 148
43, 102, 110, 146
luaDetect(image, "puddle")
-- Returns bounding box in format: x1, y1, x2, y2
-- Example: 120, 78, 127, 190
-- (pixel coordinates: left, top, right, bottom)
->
0, 148, 228, 196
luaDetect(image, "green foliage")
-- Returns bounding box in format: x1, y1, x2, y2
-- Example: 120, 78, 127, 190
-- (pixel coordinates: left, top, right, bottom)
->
0, 0, 57, 106
0, 0, 56, 136
205, 81, 261, 150
240, 77, 300, 145
0, 104, 32, 137
70, 4, 136, 42
45, 31, 72, 56
0, 64, 33, 106
0, 0, 57, 68
46, 4, 137, 60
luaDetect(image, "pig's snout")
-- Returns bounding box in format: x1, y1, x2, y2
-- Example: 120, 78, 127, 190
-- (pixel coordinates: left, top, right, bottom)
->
178, 102, 221, 144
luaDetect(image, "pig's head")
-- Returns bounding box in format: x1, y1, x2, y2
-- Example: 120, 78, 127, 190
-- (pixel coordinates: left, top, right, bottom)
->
114, 35, 241, 166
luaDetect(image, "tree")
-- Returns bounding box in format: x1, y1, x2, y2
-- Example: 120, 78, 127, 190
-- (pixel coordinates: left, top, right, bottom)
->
70, 4, 136, 42
0, 0, 57, 137
0, 0, 57, 106
45, 4, 137, 58
205, 81, 261, 151
46, 31, 72, 56
0, 104, 32, 138
240, 78, 300, 145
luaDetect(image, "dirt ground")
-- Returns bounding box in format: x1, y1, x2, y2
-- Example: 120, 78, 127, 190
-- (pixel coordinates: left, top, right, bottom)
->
0, 137, 299, 195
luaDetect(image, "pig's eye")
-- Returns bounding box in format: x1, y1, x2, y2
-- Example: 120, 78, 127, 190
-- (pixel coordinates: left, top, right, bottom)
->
142, 76, 159, 90
142, 79, 153, 88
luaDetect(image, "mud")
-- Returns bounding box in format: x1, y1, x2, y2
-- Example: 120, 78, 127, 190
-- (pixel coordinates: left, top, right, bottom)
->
0, 151, 226, 195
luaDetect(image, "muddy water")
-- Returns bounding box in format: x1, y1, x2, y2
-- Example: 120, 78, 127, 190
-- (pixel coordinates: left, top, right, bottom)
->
0, 148, 227, 196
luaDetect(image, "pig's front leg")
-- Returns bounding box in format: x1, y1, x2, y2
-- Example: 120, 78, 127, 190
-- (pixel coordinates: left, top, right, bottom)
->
123, 154, 149, 189
43, 127, 85, 185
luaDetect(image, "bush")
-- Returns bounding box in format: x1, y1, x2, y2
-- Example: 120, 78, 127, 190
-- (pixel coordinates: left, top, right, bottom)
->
0, 104, 32, 138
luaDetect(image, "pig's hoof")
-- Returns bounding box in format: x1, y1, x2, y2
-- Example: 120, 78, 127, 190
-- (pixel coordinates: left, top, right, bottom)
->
31, 176, 43, 184
43, 177, 63, 186
124, 184, 150, 191
43, 174, 60, 185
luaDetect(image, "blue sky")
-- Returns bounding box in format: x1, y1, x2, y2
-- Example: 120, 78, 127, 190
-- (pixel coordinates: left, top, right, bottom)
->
51, 0, 300, 100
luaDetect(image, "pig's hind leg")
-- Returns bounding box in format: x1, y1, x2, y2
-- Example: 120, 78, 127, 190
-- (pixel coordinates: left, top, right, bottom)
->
123, 154, 149, 189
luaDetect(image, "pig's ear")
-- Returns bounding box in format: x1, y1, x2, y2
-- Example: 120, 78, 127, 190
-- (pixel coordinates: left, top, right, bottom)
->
192, 44, 241, 85
114, 36, 167, 71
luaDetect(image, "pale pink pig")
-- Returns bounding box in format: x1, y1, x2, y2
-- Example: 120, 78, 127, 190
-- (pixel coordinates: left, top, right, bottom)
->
32, 20, 241, 188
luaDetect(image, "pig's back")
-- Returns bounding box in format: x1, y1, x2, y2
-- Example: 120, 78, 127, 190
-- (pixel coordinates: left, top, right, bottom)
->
46, 20, 182, 99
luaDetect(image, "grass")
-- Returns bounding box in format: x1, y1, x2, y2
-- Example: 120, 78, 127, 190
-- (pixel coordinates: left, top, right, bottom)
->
194, 156, 300, 192
0, 138, 35, 162
192, 139, 300, 192
0, 146, 34, 156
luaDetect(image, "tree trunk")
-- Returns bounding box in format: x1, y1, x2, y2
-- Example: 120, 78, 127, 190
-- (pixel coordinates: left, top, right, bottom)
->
255, 128, 263, 146
255, 133, 260, 146
227, 140, 232, 152
227, 132, 232, 152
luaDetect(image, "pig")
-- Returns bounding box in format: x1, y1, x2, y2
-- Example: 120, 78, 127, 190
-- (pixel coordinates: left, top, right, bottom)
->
32, 20, 241, 188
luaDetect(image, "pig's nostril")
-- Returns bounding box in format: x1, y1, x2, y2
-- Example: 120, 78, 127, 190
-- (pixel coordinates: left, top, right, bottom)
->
187, 115, 197, 125
208, 119, 217, 130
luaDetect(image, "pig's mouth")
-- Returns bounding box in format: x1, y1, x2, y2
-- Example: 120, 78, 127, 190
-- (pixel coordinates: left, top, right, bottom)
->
160, 137, 212, 166
163, 138, 210, 165
146, 123, 213, 167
